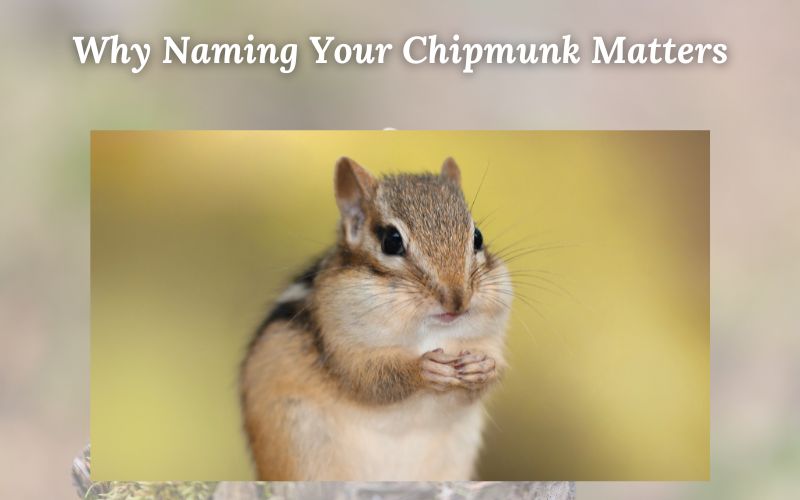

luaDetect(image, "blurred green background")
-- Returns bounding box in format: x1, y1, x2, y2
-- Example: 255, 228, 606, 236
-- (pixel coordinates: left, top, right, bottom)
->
1, 0, 798, 498
91, 131, 708, 480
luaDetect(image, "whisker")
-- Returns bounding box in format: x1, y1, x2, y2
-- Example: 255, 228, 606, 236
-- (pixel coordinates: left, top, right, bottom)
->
469, 161, 490, 212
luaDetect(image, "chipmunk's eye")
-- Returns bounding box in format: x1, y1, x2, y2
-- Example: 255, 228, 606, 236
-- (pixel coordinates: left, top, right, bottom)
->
380, 225, 405, 256
473, 227, 484, 252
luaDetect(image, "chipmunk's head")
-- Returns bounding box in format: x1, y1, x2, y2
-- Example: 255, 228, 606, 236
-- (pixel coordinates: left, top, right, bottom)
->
327, 157, 511, 345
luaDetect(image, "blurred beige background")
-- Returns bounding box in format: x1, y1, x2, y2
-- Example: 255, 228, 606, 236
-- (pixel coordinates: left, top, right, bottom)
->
0, 0, 797, 498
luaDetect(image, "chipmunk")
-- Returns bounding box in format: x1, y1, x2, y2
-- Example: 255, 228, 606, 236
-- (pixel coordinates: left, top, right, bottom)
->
239, 157, 512, 480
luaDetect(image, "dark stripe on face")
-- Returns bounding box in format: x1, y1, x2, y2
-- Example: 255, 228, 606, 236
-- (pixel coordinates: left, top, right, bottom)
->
366, 263, 389, 277
338, 244, 395, 278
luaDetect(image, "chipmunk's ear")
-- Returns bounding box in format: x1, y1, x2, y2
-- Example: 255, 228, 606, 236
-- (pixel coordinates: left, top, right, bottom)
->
335, 157, 377, 244
440, 157, 461, 187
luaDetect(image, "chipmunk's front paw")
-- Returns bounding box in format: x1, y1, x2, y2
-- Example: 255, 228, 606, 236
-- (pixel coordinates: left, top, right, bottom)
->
453, 351, 497, 391
420, 348, 462, 392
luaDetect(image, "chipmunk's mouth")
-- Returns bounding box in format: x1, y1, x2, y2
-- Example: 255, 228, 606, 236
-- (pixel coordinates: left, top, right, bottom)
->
431, 310, 469, 324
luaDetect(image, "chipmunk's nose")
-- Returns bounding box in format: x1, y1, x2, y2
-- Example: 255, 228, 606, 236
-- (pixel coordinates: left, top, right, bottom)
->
439, 286, 471, 315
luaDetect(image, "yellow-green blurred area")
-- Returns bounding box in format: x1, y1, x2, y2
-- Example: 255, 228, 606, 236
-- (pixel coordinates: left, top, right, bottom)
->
91, 131, 708, 481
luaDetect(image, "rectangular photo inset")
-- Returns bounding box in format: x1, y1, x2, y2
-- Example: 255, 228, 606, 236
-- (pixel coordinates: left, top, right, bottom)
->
91, 131, 709, 481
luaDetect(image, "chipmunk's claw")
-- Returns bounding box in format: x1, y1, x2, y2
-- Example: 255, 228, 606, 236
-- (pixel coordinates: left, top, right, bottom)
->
420, 349, 461, 391
454, 351, 496, 390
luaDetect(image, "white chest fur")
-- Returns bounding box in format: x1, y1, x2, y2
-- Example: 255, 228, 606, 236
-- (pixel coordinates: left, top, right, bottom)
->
334, 391, 485, 480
